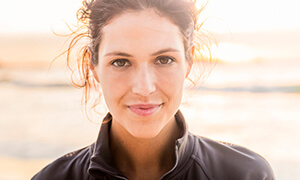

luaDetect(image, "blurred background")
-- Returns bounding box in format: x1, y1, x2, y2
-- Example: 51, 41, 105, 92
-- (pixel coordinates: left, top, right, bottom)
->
0, 0, 299, 179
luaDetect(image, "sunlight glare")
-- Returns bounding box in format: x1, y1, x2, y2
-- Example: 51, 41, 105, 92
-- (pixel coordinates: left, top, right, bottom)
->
211, 43, 259, 63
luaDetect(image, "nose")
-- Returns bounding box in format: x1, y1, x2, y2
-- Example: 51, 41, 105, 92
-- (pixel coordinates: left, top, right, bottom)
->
131, 65, 156, 96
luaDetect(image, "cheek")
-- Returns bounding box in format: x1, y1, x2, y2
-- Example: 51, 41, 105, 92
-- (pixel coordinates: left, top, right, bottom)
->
157, 66, 186, 98
98, 63, 187, 102
97, 67, 129, 107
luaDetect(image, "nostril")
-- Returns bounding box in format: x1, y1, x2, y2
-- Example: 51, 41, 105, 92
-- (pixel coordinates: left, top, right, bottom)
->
132, 79, 156, 96
131, 67, 156, 96
132, 83, 156, 96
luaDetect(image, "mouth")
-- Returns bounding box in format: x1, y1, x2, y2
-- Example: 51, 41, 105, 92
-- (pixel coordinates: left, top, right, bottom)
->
128, 104, 162, 116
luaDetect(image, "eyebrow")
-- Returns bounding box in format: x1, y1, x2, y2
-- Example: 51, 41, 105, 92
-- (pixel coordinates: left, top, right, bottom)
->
104, 48, 180, 57
104, 52, 133, 57
151, 48, 180, 56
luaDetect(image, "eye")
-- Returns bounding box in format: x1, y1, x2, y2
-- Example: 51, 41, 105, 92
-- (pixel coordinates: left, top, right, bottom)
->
111, 59, 130, 67
156, 56, 174, 65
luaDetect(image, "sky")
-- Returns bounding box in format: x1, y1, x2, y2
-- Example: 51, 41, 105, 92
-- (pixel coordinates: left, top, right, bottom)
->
0, 0, 82, 34
0, 0, 299, 63
1, 0, 299, 34
202, 0, 300, 33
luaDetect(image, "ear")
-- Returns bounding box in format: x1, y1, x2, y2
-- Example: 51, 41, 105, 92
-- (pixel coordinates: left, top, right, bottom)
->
185, 46, 194, 78
87, 49, 100, 83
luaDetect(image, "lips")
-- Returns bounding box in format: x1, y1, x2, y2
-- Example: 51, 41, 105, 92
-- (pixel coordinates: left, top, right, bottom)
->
128, 104, 162, 116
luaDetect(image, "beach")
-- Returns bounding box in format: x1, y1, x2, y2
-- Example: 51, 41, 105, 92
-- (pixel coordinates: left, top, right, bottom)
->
0, 61, 299, 179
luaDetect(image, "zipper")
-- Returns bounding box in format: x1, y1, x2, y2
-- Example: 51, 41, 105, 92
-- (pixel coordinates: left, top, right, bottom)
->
159, 143, 180, 180
112, 175, 128, 180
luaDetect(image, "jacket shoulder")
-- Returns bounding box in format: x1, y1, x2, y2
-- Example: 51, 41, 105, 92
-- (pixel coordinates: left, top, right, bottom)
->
32, 144, 94, 180
190, 134, 275, 180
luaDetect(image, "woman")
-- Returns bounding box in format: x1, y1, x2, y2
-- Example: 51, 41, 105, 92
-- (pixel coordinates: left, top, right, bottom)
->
33, 0, 275, 179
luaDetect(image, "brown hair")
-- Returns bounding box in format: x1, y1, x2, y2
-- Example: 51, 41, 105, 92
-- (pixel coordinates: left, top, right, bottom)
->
63, 0, 215, 117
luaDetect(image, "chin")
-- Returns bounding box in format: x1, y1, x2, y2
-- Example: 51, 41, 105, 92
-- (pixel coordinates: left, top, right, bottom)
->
129, 130, 162, 139
125, 120, 165, 139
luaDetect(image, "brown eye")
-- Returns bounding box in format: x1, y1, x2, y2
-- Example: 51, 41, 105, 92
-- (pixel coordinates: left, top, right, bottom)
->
111, 59, 130, 67
156, 56, 174, 65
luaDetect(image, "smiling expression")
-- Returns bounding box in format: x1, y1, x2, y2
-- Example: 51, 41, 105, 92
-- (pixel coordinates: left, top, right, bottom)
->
91, 10, 192, 138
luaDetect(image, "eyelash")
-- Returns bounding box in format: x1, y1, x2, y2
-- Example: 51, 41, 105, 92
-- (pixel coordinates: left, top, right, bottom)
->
110, 56, 175, 67
111, 59, 131, 67
155, 56, 175, 65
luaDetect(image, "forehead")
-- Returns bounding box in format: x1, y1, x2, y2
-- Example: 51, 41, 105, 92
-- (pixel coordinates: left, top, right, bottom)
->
99, 10, 184, 54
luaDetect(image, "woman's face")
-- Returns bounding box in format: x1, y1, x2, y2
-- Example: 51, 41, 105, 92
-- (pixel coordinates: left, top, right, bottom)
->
92, 10, 192, 138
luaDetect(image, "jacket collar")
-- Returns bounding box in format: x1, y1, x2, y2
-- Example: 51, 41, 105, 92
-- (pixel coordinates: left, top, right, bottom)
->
88, 110, 194, 178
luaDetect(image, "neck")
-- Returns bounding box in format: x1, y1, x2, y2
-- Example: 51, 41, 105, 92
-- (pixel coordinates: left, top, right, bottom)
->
109, 117, 181, 179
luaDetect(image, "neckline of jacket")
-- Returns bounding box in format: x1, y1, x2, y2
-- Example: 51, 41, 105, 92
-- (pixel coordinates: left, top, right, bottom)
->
88, 110, 194, 179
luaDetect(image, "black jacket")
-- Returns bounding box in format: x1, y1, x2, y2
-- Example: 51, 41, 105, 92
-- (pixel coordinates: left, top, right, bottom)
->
32, 111, 275, 180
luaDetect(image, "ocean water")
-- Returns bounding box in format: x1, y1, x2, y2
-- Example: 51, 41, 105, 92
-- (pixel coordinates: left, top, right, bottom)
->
0, 61, 299, 179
